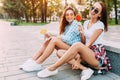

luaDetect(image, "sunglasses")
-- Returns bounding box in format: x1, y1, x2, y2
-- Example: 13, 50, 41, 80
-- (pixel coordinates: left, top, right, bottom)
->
90, 6, 99, 14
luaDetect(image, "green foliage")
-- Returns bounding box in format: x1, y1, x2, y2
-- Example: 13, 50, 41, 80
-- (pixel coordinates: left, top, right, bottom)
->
6, 19, 49, 26
118, 0, 120, 7
47, 0, 62, 18
18, 22, 48, 26
2, 0, 119, 25
7, 19, 20, 25
108, 19, 120, 25
2, 0, 26, 19
2, 0, 63, 23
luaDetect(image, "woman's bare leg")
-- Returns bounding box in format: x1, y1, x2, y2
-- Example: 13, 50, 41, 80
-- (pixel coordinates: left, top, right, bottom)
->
57, 50, 87, 70
36, 37, 70, 64
32, 38, 52, 60
57, 50, 76, 65
48, 42, 99, 71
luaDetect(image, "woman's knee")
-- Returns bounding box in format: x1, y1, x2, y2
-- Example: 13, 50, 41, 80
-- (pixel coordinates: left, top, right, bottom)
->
51, 37, 59, 44
72, 42, 83, 50
56, 50, 65, 58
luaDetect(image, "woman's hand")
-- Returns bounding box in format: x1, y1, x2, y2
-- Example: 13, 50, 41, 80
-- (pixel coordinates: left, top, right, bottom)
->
43, 37, 52, 45
44, 32, 51, 39
78, 25, 85, 44
78, 25, 84, 34
72, 57, 81, 70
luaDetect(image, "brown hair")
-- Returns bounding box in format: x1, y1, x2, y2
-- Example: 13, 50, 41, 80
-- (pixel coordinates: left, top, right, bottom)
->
59, 7, 76, 34
99, 1, 108, 32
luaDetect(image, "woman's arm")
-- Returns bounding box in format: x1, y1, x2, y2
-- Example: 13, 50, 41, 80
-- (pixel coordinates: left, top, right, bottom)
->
80, 32, 85, 44
78, 25, 85, 44
86, 29, 103, 47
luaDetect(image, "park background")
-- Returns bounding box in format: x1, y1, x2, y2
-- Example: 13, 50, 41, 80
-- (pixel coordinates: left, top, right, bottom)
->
0, 0, 120, 26
0, 0, 120, 80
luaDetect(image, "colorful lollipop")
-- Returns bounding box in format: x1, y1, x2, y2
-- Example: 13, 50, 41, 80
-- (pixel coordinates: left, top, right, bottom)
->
40, 28, 47, 34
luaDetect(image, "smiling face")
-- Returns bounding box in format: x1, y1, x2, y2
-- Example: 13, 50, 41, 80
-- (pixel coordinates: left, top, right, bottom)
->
65, 10, 75, 23
89, 2, 102, 19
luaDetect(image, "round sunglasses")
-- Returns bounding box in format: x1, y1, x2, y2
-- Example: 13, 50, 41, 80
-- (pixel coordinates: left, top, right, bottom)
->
90, 6, 99, 14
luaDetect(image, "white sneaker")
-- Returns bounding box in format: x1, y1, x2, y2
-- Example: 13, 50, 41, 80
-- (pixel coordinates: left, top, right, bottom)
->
19, 58, 42, 72
19, 58, 33, 69
37, 68, 58, 78
80, 68, 94, 80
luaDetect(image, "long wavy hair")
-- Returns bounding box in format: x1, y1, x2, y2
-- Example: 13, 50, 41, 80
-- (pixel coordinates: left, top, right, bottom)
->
99, 1, 108, 32
59, 7, 76, 34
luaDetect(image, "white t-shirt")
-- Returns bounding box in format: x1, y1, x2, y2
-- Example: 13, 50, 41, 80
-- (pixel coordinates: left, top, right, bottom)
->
83, 20, 104, 45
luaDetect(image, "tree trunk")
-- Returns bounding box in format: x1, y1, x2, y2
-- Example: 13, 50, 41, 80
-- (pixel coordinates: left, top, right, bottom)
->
41, 0, 44, 23
25, 12, 29, 23
44, 0, 47, 23
114, 0, 118, 24
32, 0, 36, 23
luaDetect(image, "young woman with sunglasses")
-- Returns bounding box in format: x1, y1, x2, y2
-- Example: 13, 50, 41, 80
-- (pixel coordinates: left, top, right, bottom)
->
19, 7, 84, 72
37, 1, 112, 80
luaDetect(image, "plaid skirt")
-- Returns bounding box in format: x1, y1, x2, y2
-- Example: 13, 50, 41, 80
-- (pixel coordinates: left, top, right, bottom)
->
90, 44, 112, 72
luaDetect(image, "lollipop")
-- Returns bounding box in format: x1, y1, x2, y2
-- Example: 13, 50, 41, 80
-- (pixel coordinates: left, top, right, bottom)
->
40, 28, 47, 34
75, 14, 82, 22
75, 14, 82, 27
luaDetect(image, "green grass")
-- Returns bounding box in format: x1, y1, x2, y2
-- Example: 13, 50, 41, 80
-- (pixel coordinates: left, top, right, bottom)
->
5, 19, 49, 26
18, 21, 49, 26
108, 19, 120, 25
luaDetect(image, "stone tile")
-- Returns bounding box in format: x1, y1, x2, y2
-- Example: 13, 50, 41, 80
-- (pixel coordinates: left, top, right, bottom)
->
0, 67, 8, 72
21, 76, 53, 80
0, 77, 5, 80
116, 78, 120, 80
0, 70, 25, 77
5, 72, 37, 80
7, 65, 20, 71
0, 64, 4, 68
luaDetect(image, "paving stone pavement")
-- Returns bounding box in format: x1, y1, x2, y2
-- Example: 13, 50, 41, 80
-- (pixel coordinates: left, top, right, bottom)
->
0, 20, 120, 80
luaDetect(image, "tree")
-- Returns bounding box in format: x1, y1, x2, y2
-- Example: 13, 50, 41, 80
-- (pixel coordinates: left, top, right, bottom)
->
2, 0, 62, 23
101, 0, 118, 24
40, 0, 44, 22
44, 0, 47, 22
21, 0, 41, 23
2, 0, 26, 19
47, 0, 62, 21
20, 0, 30, 22
114, 0, 118, 24
40, 0, 48, 23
